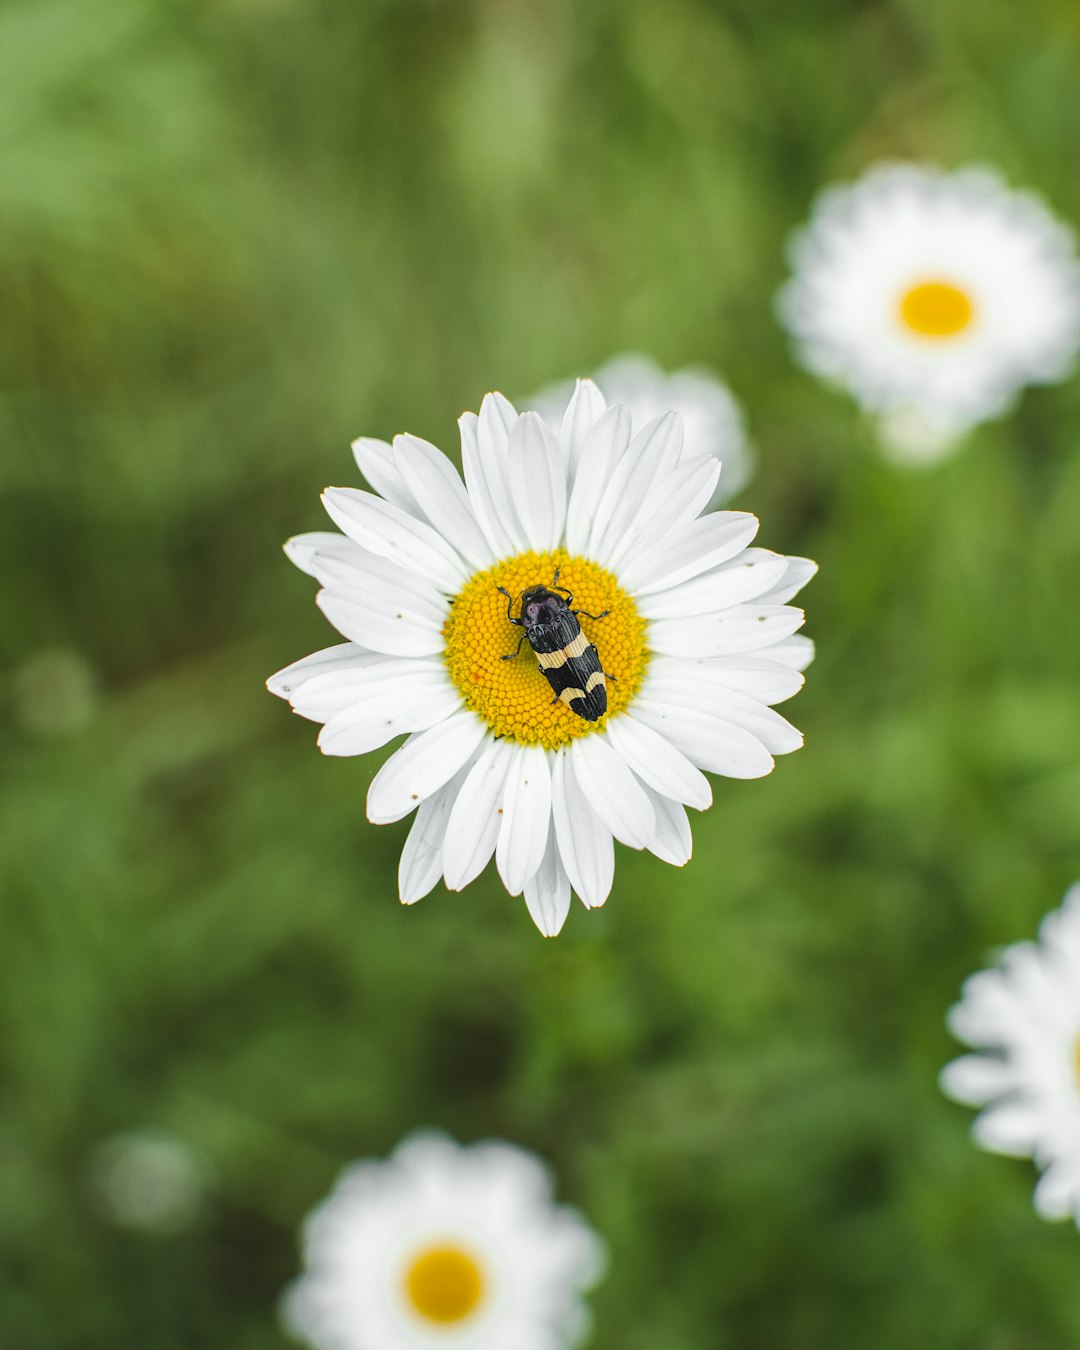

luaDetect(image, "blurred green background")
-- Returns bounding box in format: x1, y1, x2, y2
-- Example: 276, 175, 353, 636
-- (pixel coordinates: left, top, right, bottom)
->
4, 0, 1080, 1346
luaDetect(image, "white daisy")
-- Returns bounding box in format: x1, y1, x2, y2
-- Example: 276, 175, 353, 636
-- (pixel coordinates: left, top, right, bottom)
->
281, 1131, 605, 1350
530, 353, 754, 506
268, 382, 814, 935
940, 884, 1080, 1225
778, 163, 1080, 460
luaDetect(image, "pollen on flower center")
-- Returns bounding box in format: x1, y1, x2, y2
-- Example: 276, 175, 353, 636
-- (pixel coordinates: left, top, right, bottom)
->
898, 279, 976, 339
442, 549, 647, 749
403, 1244, 486, 1325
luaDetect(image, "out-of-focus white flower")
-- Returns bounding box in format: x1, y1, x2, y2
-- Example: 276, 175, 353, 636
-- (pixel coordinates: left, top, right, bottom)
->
530, 354, 754, 506
778, 163, 1080, 458
282, 1132, 605, 1350
940, 885, 1080, 1225
87, 1130, 212, 1234
268, 382, 813, 934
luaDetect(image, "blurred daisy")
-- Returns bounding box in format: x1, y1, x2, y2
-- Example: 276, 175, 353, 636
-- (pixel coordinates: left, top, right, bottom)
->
282, 1132, 605, 1350
530, 353, 754, 506
940, 884, 1080, 1225
268, 382, 813, 934
778, 163, 1080, 461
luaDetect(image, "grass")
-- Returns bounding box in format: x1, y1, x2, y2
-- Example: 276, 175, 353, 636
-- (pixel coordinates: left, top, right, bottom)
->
3, 0, 1080, 1345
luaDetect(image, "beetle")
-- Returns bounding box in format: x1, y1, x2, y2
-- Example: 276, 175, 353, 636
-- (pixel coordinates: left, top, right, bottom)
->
496, 569, 611, 723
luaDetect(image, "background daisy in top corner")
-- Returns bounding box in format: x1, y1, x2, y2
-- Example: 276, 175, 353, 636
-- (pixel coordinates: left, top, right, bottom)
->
941, 884, 1080, 1226
268, 380, 814, 935
282, 1132, 605, 1350
777, 162, 1080, 463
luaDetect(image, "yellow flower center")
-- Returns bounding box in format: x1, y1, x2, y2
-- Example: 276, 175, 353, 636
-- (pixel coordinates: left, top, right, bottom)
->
1074, 1032, 1080, 1093
403, 1244, 486, 1325
443, 550, 647, 748
898, 279, 976, 339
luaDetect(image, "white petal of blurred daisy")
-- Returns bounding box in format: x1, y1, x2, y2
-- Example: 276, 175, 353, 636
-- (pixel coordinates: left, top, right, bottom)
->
778, 163, 1080, 460
530, 354, 754, 506
940, 884, 1080, 1225
268, 382, 814, 934
281, 1132, 605, 1350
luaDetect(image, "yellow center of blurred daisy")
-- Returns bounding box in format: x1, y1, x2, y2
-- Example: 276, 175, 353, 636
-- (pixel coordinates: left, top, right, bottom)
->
1073, 1032, 1080, 1092
404, 1245, 486, 1325
898, 279, 976, 339
443, 550, 647, 748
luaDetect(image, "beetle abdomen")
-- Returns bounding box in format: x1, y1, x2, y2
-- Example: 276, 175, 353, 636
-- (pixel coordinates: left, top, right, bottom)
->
527, 614, 608, 723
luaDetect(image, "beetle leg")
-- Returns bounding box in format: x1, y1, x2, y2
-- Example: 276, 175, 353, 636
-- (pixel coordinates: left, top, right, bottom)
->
501, 632, 528, 660
550, 567, 574, 606
496, 585, 523, 624
572, 609, 609, 621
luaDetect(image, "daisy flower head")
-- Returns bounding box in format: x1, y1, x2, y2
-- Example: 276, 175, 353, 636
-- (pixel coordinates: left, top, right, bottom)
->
268, 382, 814, 935
530, 353, 754, 506
281, 1131, 605, 1350
940, 884, 1080, 1226
778, 163, 1080, 462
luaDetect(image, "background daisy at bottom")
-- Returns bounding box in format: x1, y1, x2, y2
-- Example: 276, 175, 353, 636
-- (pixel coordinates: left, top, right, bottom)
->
283, 1133, 605, 1350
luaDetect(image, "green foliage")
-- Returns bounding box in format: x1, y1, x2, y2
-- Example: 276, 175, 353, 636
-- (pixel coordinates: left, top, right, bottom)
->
3, 0, 1080, 1346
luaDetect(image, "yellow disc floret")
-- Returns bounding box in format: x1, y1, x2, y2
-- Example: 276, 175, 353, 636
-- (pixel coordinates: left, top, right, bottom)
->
898, 279, 976, 339
443, 549, 647, 748
404, 1244, 486, 1325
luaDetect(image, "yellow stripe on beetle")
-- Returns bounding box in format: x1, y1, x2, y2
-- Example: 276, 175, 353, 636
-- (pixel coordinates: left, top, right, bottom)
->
535, 631, 591, 669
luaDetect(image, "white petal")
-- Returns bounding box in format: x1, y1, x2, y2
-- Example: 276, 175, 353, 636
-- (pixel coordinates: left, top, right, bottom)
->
972, 1101, 1042, 1158
642, 675, 804, 755
640, 785, 693, 866
442, 739, 515, 890
648, 604, 805, 658
496, 743, 553, 896
1033, 1162, 1080, 1221
283, 531, 353, 578
669, 655, 805, 705
322, 488, 468, 591
551, 748, 615, 909
463, 392, 526, 557
635, 550, 791, 620
619, 512, 760, 595
565, 405, 632, 555
588, 411, 683, 566
559, 378, 607, 475
523, 820, 572, 936
393, 433, 495, 571
351, 437, 420, 515
604, 454, 721, 575
506, 411, 566, 552
317, 681, 461, 757
366, 711, 488, 824
634, 699, 775, 778
570, 735, 655, 850
760, 635, 816, 672
604, 714, 712, 810
266, 643, 372, 701
458, 410, 509, 558
289, 657, 449, 722
398, 759, 477, 904
317, 586, 445, 657
756, 556, 818, 605
307, 545, 448, 623
939, 1054, 1017, 1107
